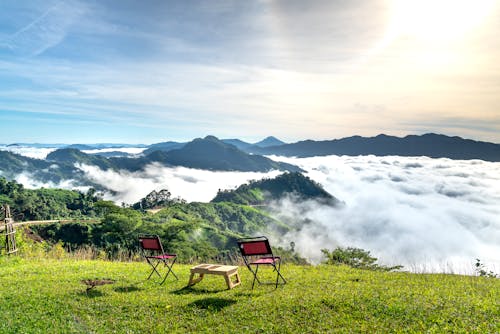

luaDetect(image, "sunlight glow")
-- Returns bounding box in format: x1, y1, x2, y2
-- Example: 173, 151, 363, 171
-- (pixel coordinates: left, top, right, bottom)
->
388, 0, 496, 42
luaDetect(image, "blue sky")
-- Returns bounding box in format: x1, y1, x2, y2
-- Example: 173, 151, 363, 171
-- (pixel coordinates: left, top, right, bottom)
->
1, 0, 499, 144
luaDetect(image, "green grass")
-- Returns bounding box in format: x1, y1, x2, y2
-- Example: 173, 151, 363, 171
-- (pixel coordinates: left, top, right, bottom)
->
0, 257, 498, 333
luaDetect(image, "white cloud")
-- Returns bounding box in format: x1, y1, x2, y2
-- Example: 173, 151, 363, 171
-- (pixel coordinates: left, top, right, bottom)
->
270, 155, 500, 273
0, 145, 146, 160
14, 171, 87, 192
77, 162, 281, 204
0, 145, 57, 159
82, 147, 147, 155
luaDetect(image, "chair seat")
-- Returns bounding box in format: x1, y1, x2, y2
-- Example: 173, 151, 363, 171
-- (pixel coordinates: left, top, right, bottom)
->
148, 254, 176, 260
250, 256, 280, 265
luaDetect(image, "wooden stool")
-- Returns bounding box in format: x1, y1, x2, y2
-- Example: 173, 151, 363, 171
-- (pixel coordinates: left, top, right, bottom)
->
188, 264, 241, 289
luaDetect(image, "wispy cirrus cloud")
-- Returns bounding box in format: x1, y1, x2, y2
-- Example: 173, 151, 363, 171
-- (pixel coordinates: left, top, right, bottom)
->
1, 0, 88, 57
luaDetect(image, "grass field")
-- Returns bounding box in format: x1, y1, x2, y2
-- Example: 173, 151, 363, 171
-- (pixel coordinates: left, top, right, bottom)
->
0, 257, 498, 333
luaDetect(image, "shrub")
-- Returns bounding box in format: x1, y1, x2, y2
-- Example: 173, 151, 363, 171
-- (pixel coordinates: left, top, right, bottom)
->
475, 259, 498, 278
321, 247, 402, 271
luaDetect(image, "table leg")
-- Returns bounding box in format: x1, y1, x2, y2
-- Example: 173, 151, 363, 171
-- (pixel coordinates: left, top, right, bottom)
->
188, 273, 204, 286
224, 271, 241, 289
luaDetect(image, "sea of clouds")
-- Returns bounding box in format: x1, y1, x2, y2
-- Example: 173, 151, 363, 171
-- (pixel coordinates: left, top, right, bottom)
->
77, 162, 281, 204
0, 145, 59, 160
0, 145, 146, 159
3, 145, 499, 274
270, 155, 500, 273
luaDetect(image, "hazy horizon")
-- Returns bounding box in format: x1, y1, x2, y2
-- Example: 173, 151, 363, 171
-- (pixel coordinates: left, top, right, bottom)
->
1, 131, 499, 147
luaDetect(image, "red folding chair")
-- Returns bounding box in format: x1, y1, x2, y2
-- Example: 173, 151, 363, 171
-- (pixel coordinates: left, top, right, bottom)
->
237, 236, 286, 289
139, 235, 178, 284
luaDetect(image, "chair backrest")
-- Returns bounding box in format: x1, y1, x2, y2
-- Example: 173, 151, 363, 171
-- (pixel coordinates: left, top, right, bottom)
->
139, 235, 164, 254
237, 236, 273, 257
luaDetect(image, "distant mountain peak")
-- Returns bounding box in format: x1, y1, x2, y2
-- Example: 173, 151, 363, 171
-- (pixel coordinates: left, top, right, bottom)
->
254, 136, 285, 147
185, 136, 232, 151
46, 148, 113, 169
156, 136, 302, 172
46, 148, 86, 163
203, 135, 220, 141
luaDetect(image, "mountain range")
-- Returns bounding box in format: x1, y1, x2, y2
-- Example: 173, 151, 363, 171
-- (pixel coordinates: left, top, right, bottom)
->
2, 133, 500, 163
0, 133, 499, 192
0, 136, 301, 189
97, 133, 500, 162
246, 133, 500, 161
5, 133, 499, 161
12, 135, 300, 174
140, 136, 285, 156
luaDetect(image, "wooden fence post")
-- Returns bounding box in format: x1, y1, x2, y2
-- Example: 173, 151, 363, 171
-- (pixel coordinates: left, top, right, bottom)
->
3, 205, 18, 255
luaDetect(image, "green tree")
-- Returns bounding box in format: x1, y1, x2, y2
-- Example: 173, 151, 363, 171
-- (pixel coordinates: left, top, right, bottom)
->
93, 208, 142, 251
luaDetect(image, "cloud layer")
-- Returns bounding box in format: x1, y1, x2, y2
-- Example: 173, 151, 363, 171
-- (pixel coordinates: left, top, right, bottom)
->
0, 145, 58, 159
78, 162, 281, 204
271, 155, 500, 273
0, 146, 146, 160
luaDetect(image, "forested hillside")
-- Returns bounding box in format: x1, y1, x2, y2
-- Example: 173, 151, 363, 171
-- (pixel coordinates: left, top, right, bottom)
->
212, 172, 340, 206
1, 172, 329, 263
0, 177, 101, 220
